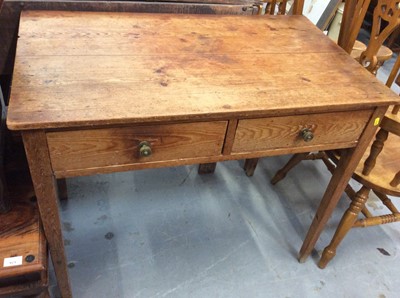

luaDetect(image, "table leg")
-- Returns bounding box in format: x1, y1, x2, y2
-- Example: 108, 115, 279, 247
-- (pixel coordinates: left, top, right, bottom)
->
57, 178, 69, 201
298, 106, 387, 262
198, 163, 217, 174
243, 158, 259, 177
22, 131, 72, 298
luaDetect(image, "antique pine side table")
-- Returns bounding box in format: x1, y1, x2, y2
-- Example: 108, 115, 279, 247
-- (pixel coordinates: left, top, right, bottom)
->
7, 11, 399, 297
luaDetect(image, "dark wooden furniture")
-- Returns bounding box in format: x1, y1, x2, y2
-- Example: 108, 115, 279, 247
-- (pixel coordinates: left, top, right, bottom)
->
7, 11, 398, 297
0, 202, 49, 298
0, 86, 9, 214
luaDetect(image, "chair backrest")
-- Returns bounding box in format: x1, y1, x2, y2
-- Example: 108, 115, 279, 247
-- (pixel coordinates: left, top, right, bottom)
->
360, 0, 400, 73
338, 0, 372, 53
257, 0, 304, 15
386, 53, 400, 114
361, 48, 400, 185
339, 0, 400, 64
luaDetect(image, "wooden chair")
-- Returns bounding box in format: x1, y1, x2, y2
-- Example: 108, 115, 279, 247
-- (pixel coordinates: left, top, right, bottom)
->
338, 0, 395, 74
318, 58, 400, 268
265, 0, 400, 267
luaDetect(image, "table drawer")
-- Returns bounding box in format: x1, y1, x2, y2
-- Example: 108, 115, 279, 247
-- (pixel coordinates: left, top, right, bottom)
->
231, 110, 372, 153
47, 121, 227, 172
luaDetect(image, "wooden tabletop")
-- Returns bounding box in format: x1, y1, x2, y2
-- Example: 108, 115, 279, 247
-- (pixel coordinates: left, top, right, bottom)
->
7, 11, 399, 130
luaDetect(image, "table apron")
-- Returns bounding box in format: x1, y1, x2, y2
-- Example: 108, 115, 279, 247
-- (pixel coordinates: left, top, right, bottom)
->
45, 109, 374, 178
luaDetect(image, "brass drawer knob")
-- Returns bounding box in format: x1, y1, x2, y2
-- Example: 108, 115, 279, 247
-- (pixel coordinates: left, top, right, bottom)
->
300, 128, 314, 142
139, 141, 152, 157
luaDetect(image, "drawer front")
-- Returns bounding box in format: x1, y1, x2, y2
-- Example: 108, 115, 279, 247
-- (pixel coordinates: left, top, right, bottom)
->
231, 110, 372, 153
48, 121, 227, 172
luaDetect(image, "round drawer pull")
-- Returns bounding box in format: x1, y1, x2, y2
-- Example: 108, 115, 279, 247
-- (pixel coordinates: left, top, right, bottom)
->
300, 128, 314, 142
139, 141, 152, 157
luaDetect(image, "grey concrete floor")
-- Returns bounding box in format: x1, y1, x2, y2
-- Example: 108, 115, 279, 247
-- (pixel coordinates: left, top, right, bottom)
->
50, 154, 400, 298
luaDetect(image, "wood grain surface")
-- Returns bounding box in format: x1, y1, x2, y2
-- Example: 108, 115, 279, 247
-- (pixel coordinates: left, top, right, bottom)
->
299, 106, 388, 262
7, 11, 399, 130
47, 121, 227, 171
354, 132, 400, 196
22, 131, 72, 297
0, 202, 46, 280
232, 110, 372, 153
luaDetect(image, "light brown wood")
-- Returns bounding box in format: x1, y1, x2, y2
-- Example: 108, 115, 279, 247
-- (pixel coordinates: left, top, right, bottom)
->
266, 0, 400, 267
359, 0, 400, 73
232, 110, 372, 153
47, 122, 227, 172
339, 0, 371, 54
222, 119, 238, 155
318, 185, 370, 268
6, 11, 399, 293
386, 54, 400, 89
298, 106, 388, 262
350, 40, 367, 60
355, 132, 400, 196
362, 128, 388, 175
314, 101, 400, 267
53, 141, 368, 179
22, 131, 72, 298
271, 152, 310, 184
7, 12, 398, 131
381, 113, 400, 135
291, 0, 304, 15
317, 70, 400, 267
337, 0, 358, 51
391, 172, 400, 187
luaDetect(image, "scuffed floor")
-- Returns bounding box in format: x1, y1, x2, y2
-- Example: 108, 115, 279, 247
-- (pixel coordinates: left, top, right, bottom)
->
49, 155, 400, 298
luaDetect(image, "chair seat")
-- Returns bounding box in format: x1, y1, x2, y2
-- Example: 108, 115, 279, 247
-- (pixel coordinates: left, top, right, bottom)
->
353, 131, 400, 196
377, 45, 393, 62
351, 40, 367, 60
382, 112, 400, 135
351, 40, 393, 63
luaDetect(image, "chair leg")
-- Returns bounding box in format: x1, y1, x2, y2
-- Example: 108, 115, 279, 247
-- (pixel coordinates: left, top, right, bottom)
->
271, 153, 309, 184
362, 128, 388, 175
198, 163, 216, 174
373, 190, 399, 214
243, 158, 259, 177
318, 186, 370, 269
390, 171, 400, 187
